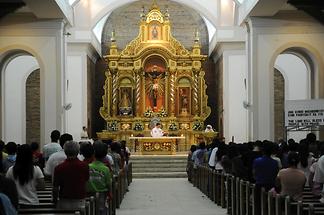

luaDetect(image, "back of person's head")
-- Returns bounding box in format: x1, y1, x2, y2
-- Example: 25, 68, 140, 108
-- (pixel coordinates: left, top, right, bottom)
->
102, 139, 113, 147
227, 143, 238, 159
306, 133, 316, 143
6, 142, 17, 155
50, 130, 61, 142
288, 139, 298, 152
262, 140, 274, 156
120, 140, 127, 148
64, 141, 79, 158
198, 141, 206, 150
288, 152, 299, 167
59, 133, 73, 148
80, 142, 94, 159
30, 142, 39, 152
254, 141, 262, 151
190, 145, 197, 153
211, 138, 220, 148
13, 144, 34, 185
111, 141, 121, 153
93, 140, 108, 160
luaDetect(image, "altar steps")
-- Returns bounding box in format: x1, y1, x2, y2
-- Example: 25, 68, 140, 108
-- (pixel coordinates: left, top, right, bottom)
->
130, 155, 187, 178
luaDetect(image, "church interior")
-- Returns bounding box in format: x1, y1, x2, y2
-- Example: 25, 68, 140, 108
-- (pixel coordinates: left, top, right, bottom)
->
1, 1, 324, 215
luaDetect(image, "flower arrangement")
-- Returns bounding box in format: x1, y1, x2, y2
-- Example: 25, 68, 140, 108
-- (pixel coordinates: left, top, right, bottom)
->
107, 120, 118, 131
144, 107, 153, 118
157, 107, 168, 117
133, 121, 144, 131
168, 121, 178, 131
192, 120, 203, 131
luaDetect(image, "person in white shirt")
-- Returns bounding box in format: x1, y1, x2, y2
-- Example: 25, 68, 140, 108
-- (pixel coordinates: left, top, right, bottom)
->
80, 126, 89, 139
150, 123, 165, 137
43, 130, 61, 161
6, 144, 44, 205
44, 133, 73, 177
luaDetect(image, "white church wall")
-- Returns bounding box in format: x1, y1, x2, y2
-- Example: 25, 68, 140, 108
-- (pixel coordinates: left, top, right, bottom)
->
275, 53, 311, 142
2, 56, 39, 145
248, 13, 324, 141
0, 18, 66, 146
223, 50, 248, 143
66, 54, 86, 141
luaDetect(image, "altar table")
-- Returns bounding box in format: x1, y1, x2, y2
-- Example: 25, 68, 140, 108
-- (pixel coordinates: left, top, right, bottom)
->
129, 136, 185, 155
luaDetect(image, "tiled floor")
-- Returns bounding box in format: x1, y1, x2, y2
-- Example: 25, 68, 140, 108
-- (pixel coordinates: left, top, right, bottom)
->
117, 178, 227, 215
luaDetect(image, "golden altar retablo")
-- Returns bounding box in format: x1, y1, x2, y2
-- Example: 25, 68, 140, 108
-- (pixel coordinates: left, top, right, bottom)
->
97, 3, 213, 150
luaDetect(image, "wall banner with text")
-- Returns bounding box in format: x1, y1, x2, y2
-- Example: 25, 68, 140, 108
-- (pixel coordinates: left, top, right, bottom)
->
285, 99, 324, 127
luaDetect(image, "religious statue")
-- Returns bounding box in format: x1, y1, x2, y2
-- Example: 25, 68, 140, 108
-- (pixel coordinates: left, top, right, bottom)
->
152, 25, 158, 39
120, 89, 131, 108
145, 65, 165, 110
119, 88, 132, 115
179, 88, 189, 109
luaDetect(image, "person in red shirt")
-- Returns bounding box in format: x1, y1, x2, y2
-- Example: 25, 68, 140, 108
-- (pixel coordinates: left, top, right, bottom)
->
53, 141, 89, 209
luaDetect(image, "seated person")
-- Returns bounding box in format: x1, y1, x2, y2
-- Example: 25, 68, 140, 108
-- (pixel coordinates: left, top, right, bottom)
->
276, 152, 306, 201
150, 123, 166, 137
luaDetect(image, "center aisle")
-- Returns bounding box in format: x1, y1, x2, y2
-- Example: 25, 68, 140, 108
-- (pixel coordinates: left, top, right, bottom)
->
117, 178, 227, 215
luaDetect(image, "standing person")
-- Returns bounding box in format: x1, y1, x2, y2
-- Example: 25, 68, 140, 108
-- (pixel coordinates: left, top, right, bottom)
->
277, 152, 306, 201
6, 144, 45, 206
150, 122, 166, 137
87, 141, 112, 215
44, 133, 73, 177
53, 141, 89, 209
43, 130, 61, 161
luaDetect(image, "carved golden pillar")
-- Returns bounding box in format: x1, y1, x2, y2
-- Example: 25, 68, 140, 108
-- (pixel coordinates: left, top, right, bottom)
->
135, 69, 141, 117
199, 70, 204, 116
164, 70, 169, 114
169, 70, 176, 116
107, 71, 112, 117
112, 70, 118, 117
141, 69, 146, 115
193, 70, 199, 116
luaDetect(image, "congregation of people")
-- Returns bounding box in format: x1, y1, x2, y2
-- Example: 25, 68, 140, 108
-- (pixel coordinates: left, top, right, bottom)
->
0, 130, 130, 215
188, 133, 324, 204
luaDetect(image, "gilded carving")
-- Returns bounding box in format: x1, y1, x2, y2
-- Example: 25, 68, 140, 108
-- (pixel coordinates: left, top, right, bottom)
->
98, 3, 213, 150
